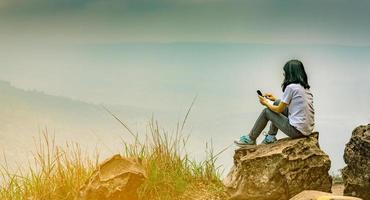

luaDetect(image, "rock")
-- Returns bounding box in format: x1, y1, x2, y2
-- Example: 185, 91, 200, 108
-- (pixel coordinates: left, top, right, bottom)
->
290, 190, 362, 200
77, 154, 147, 200
331, 184, 345, 196
223, 133, 332, 200
342, 124, 370, 200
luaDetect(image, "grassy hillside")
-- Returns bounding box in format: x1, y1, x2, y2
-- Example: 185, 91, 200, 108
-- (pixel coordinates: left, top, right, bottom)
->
0, 117, 228, 200
0, 80, 228, 199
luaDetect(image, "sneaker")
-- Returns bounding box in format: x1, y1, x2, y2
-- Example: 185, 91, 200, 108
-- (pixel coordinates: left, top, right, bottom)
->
261, 134, 277, 144
234, 135, 256, 146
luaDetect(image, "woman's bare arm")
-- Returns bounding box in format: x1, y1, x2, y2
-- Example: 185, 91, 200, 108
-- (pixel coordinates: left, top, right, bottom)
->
258, 96, 287, 113
266, 101, 287, 113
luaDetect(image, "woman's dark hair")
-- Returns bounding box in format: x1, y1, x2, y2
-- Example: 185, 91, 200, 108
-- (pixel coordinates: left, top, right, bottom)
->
282, 59, 310, 92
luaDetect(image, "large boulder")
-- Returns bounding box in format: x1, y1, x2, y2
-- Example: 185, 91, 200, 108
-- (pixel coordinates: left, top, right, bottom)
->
290, 190, 362, 200
77, 154, 147, 200
342, 124, 370, 199
223, 133, 332, 200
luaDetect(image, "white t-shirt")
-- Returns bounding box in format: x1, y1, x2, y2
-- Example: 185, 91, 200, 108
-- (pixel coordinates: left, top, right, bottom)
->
281, 83, 315, 136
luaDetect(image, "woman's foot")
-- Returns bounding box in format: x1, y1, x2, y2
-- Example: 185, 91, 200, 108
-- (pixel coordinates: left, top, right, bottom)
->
261, 134, 277, 144
234, 135, 256, 146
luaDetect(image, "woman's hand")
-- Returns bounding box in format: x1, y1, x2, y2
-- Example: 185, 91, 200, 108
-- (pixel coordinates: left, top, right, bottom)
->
258, 95, 268, 106
264, 93, 276, 101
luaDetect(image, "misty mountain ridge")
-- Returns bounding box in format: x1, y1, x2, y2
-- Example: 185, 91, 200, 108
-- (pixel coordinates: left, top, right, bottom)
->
0, 80, 172, 169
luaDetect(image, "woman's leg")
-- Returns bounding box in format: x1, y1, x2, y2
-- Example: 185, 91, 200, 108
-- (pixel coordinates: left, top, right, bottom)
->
249, 105, 302, 141
267, 99, 288, 135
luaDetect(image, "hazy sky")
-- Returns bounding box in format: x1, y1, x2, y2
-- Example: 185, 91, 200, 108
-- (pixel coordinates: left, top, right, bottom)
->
1, 0, 370, 173
1, 0, 370, 45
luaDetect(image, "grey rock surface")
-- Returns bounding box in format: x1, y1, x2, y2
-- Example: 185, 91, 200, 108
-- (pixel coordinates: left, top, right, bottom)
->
290, 190, 362, 200
224, 133, 332, 200
342, 124, 370, 200
77, 154, 146, 200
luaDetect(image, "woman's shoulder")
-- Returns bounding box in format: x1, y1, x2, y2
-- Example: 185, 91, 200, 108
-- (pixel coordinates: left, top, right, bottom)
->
286, 84, 310, 94
286, 83, 302, 90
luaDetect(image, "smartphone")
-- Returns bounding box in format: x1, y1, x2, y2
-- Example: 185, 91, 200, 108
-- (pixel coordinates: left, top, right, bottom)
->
257, 90, 263, 96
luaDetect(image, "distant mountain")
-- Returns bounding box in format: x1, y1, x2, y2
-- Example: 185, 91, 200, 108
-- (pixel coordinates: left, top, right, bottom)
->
0, 80, 153, 125
0, 80, 163, 169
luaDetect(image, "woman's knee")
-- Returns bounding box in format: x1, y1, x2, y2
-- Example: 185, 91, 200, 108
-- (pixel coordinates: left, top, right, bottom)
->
263, 108, 273, 116
263, 108, 281, 120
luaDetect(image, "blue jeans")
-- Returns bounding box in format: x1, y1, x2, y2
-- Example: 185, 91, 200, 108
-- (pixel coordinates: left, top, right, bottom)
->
249, 99, 303, 141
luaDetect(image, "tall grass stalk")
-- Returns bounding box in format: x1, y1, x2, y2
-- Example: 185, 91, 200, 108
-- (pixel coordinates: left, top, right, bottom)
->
106, 96, 228, 199
0, 130, 98, 200
119, 118, 227, 200
1, 101, 228, 199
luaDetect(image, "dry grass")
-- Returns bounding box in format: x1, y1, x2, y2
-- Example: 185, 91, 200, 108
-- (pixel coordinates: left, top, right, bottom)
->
130, 118, 229, 200
0, 132, 98, 200
0, 104, 228, 199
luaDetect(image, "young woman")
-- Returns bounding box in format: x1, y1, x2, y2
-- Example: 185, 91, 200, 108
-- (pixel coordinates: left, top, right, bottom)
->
236, 59, 314, 145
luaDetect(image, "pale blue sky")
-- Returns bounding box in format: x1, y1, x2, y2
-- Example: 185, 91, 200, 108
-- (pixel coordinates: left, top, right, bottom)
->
0, 0, 370, 173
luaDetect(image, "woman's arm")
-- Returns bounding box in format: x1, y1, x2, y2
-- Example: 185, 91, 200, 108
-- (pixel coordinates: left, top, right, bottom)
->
258, 96, 287, 113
